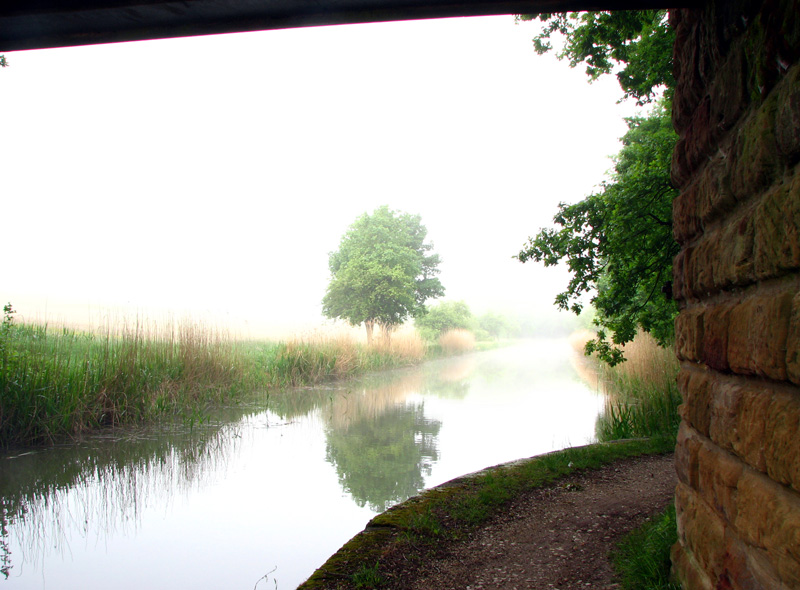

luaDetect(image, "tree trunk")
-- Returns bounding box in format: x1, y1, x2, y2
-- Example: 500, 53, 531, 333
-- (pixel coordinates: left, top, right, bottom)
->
365, 320, 374, 345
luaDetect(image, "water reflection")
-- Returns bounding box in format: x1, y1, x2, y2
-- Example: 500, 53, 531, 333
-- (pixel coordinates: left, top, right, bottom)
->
0, 339, 602, 589
326, 403, 441, 512
0, 420, 247, 580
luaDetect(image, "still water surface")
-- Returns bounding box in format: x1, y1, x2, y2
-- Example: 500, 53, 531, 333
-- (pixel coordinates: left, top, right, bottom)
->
1, 339, 601, 590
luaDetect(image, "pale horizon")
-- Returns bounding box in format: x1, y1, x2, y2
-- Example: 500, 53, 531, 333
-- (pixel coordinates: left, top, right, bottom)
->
1, 15, 640, 338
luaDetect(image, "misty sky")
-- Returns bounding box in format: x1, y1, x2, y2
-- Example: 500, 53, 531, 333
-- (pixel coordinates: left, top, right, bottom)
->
1, 15, 640, 337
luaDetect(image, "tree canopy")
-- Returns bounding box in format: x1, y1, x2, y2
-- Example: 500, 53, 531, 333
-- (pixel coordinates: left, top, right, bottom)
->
516, 10, 678, 364
518, 102, 678, 364
517, 10, 673, 105
415, 300, 473, 340
322, 205, 444, 343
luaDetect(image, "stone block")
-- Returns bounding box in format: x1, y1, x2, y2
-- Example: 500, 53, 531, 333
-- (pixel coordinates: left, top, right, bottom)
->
696, 434, 743, 521
714, 214, 755, 288
673, 247, 693, 301
686, 98, 715, 176
709, 380, 770, 473
672, 541, 715, 590
763, 387, 800, 492
776, 65, 800, 163
697, 147, 737, 226
734, 469, 800, 586
693, 238, 719, 296
676, 420, 702, 489
672, 136, 693, 190
754, 169, 800, 279
727, 293, 793, 380
674, 182, 703, 245
710, 43, 750, 138
703, 302, 737, 371
679, 368, 714, 436
676, 307, 706, 362
675, 480, 729, 580
787, 291, 800, 384
730, 97, 781, 203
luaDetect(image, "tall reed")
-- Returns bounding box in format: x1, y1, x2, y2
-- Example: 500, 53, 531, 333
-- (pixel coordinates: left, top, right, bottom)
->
267, 331, 426, 388
588, 332, 681, 442
0, 317, 245, 446
437, 329, 476, 355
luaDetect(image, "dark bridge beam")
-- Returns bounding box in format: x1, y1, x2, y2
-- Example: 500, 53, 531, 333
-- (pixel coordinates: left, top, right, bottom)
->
1, 0, 685, 52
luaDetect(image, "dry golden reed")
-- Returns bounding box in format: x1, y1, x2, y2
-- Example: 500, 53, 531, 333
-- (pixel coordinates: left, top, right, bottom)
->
438, 329, 476, 354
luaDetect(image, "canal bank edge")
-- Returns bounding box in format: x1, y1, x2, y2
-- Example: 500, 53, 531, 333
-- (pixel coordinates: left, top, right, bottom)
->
297, 436, 675, 589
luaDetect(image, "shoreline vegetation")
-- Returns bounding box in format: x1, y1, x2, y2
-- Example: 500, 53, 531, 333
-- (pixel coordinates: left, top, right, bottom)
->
0, 304, 484, 448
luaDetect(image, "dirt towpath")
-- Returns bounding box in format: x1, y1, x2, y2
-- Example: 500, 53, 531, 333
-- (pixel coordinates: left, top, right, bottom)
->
380, 453, 677, 590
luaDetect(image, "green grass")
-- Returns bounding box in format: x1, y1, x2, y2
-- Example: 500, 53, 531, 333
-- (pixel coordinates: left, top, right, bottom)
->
351, 563, 386, 589
613, 503, 680, 590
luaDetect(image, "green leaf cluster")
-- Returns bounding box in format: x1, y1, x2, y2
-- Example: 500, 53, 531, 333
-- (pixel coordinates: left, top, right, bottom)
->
517, 102, 678, 365
322, 206, 444, 339
518, 10, 674, 105
415, 300, 473, 340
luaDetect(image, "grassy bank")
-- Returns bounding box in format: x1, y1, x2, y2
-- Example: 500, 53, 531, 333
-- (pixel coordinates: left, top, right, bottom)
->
0, 306, 428, 447
299, 437, 676, 589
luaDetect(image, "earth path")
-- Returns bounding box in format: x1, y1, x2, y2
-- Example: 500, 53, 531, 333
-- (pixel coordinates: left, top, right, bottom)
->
381, 453, 677, 590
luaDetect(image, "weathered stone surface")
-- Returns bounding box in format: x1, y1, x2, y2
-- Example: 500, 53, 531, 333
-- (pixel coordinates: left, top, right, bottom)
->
672, 2, 800, 587
776, 65, 800, 164
730, 96, 780, 203
675, 425, 800, 588
672, 537, 714, 590
673, 181, 703, 246
697, 146, 737, 225
675, 480, 729, 580
673, 247, 693, 301
682, 373, 800, 493
727, 293, 794, 380
762, 387, 800, 491
678, 368, 714, 436
735, 470, 800, 586
708, 380, 771, 474
709, 40, 749, 140
693, 238, 718, 297
787, 291, 800, 384
702, 301, 736, 371
676, 307, 705, 362
754, 168, 800, 279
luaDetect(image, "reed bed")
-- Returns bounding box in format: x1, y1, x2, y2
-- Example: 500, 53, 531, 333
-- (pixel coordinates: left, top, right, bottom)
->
268, 331, 427, 388
595, 333, 681, 442
571, 330, 681, 442
0, 318, 248, 446
437, 329, 476, 355
0, 312, 435, 446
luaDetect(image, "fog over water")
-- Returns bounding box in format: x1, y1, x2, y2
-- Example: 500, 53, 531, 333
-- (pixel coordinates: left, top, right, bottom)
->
1, 15, 638, 336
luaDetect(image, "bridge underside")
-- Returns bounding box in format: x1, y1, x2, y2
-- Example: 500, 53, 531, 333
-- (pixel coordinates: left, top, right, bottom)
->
1, 0, 678, 52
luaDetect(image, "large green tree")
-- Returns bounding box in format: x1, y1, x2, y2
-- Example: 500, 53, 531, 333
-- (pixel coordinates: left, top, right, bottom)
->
516, 10, 678, 364
323, 205, 444, 343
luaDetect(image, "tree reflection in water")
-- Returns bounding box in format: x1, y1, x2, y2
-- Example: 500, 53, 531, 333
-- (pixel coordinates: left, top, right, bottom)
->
325, 403, 441, 512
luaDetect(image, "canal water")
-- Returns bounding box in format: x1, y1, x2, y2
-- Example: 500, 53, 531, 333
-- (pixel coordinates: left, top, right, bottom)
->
0, 338, 602, 590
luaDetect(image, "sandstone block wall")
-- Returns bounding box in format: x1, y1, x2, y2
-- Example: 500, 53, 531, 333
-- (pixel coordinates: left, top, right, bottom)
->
670, 2, 800, 588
